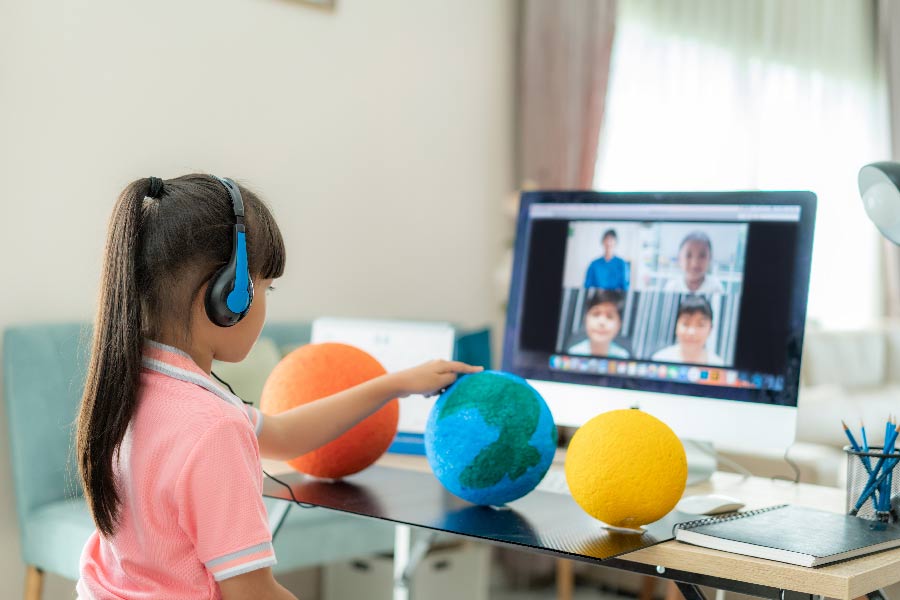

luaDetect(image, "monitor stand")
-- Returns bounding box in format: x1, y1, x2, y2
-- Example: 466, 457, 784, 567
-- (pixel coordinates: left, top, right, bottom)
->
682, 438, 717, 486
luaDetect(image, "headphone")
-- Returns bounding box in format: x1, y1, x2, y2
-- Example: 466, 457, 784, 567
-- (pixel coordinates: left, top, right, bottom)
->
205, 176, 254, 327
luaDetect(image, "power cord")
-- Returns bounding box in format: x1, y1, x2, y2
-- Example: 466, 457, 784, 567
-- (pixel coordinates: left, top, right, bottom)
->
211, 370, 316, 510
771, 444, 801, 484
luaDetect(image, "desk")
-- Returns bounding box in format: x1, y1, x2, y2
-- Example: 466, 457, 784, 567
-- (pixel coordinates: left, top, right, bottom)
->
262, 455, 899, 600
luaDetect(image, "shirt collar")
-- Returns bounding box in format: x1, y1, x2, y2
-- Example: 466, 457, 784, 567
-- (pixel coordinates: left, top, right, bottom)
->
141, 340, 246, 412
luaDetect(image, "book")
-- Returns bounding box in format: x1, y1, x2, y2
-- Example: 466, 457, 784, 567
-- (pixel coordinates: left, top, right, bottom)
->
674, 504, 900, 567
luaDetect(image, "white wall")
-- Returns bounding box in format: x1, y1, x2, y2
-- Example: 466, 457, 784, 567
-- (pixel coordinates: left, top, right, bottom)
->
0, 0, 515, 595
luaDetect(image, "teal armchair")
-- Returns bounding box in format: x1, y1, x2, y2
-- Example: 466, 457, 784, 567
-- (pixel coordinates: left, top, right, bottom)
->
3, 322, 396, 600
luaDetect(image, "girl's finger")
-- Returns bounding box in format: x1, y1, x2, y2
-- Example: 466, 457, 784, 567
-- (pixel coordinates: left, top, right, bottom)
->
439, 361, 484, 374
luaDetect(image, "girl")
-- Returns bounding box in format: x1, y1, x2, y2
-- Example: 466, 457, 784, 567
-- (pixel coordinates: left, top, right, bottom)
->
652, 295, 725, 366
75, 174, 481, 600
663, 231, 725, 294
567, 289, 630, 358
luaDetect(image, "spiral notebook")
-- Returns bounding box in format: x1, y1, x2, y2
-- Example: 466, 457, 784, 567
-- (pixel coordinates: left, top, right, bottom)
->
675, 504, 900, 567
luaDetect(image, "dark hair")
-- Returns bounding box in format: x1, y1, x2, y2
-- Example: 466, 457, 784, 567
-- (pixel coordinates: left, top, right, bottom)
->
677, 295, 713, 322
76, 174, 285, 537
602, 229, 618, 242
584, 288, 625, 319
679, 231, 712, 255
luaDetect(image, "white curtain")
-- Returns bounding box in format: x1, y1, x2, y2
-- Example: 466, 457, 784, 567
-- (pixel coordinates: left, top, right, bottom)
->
595, 0, 889, 329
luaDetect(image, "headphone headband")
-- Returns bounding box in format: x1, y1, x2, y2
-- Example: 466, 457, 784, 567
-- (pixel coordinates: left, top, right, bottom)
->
214, 176, 245, 218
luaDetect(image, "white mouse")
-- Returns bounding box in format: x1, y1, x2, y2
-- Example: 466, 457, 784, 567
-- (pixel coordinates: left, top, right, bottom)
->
676, 494, 745, 515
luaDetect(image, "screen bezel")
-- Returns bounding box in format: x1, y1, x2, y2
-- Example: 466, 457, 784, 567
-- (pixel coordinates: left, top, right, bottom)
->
501, 190, 817, 408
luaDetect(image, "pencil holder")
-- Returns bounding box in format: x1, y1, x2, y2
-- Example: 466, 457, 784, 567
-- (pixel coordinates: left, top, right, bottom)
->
844, 446, 900, 523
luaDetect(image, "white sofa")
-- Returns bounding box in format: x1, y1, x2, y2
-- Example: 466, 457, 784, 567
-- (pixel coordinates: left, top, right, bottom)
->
719, 321, 900, 488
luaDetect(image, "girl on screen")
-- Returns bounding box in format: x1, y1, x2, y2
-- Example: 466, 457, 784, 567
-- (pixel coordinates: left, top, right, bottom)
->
664, 231, 725, 294
567, 289, 630, 358
652, 295, 725, 366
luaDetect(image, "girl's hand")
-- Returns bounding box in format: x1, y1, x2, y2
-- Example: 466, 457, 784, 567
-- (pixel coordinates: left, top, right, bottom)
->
389, 360, 484, 398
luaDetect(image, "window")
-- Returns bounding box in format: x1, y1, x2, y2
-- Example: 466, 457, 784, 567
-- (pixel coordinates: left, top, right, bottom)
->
595, 0, 889, 329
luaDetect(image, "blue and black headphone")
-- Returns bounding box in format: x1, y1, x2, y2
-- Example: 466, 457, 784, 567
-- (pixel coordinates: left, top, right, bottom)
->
205, 176, 253, 327
146, 174, 253, 327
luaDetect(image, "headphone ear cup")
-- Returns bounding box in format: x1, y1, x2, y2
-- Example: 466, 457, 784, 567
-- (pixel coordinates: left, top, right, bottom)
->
205, 249, 254, 327
205, 263, 239, 327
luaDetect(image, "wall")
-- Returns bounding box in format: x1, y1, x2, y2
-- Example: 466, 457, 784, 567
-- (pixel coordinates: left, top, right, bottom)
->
0, 0, 515, 595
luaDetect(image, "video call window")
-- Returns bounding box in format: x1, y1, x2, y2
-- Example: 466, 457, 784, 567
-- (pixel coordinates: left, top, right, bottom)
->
557, 221, 748, 367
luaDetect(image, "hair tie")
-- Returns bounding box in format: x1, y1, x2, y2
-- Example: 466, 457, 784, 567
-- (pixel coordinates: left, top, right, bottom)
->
148, 176, 164, 199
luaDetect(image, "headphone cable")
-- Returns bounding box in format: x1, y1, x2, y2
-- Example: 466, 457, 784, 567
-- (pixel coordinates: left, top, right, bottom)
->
210, 371, 315, 509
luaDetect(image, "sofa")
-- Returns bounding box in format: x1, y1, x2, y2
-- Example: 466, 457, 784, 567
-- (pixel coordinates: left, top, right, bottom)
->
718, 321, 900, 488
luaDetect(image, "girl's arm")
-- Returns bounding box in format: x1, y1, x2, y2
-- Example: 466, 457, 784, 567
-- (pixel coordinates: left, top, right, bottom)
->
257, 360, 482, 461
219, 568, 297, 600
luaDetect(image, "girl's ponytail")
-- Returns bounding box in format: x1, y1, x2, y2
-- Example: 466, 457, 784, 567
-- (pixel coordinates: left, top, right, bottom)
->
76, 178, 150, 537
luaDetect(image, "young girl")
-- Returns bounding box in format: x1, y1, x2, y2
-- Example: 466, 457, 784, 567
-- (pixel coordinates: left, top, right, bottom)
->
75, 174, 481, 600
567, 289, 630, 358
663, 231, 725, 294
651, 295, 725, 366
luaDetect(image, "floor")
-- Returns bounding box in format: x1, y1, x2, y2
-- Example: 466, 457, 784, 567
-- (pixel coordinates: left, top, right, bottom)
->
491, 585, 624, 600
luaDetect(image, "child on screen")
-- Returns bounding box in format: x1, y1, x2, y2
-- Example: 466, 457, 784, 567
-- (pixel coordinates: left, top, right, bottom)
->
567, 289, 630, 358
75, 174, 481, 600
664, 231, 725, 294
652, 295, 725, 366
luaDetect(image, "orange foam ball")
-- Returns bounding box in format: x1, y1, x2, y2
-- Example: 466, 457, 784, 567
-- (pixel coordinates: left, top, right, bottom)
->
260, 343, 399, 479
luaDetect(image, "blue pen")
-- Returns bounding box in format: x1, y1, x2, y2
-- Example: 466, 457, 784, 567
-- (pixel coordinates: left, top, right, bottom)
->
843, 420, 873, 475
882, 419, 896, 512
883, 418, 897, 512
854, 419, 900, 514
861, 421, 874, 472
852, 456, 900, 515
860, 421, 878, 508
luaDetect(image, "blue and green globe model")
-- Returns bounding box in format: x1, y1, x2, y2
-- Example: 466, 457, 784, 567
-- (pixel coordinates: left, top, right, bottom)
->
425, 371, 557, 506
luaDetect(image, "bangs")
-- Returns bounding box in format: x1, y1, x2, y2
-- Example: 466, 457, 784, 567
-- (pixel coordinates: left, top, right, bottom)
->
244, 189, 286, 280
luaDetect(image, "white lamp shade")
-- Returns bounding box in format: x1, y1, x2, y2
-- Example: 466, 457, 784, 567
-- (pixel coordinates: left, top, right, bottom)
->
859, 163, 900, 245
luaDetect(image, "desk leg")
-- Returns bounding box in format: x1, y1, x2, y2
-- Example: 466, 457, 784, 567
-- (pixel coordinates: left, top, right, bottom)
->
392, 525, 436, 600
556, 558, 573, 600
267, 500, 292, 539
674, 582, 707, 600
393, 525, 412, 600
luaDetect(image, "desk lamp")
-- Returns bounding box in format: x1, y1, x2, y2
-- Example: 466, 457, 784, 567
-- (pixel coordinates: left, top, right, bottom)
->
860, 161, 900, 244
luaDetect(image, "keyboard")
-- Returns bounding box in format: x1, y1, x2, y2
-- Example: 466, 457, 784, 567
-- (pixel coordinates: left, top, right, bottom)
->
535, 466, 570, 495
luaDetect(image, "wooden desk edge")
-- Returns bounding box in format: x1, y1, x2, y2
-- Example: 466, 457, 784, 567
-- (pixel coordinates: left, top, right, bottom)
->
621, 539, 900, 600
263, 455, 900, 600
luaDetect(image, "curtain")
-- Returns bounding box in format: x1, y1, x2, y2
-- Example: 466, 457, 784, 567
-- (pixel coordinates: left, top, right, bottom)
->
595, 0, 889, 329
517, 0, 617, 189
877, 0, 900, 319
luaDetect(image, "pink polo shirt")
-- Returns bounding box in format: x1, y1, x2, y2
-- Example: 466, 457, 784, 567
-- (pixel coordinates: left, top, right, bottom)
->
76, 341, 276, 600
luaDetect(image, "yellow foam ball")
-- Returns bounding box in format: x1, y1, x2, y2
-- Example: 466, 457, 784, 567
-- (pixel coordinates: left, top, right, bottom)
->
565, 409, 687, 529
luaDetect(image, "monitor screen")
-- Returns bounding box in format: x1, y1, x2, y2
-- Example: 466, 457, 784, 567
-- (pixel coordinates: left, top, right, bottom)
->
502, 191, 816, 409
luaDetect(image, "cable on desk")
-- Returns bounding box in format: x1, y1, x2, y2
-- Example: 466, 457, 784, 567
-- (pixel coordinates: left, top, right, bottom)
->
263, 469, 316, 509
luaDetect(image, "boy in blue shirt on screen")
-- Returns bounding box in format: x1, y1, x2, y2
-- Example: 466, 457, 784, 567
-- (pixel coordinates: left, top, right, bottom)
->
584, 229, 629, 291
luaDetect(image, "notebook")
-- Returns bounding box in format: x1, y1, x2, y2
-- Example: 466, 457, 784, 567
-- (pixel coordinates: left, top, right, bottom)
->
674, 504, 900, 567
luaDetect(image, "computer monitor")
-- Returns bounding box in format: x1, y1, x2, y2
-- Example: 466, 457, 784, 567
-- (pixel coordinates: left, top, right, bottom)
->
502, 191, 816, 452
